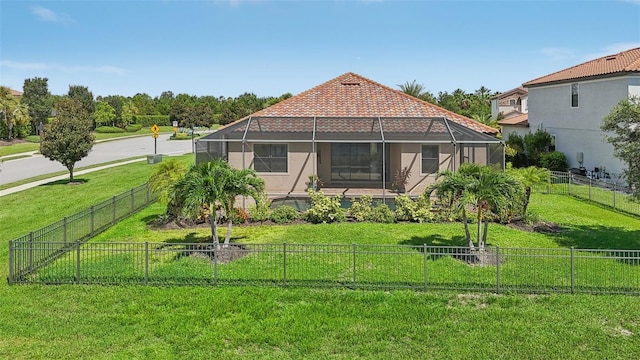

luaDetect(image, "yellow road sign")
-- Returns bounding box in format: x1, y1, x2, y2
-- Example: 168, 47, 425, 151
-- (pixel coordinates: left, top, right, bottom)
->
152, 133, 159, 139
150, 124, 160, 133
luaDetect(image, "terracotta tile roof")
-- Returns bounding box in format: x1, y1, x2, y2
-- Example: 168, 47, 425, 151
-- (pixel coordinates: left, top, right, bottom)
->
490, 86, 527, 100
5, 88, 23, 96
250, 72, 498, 134
523, 47, 640, 87
497, 113, 528, 126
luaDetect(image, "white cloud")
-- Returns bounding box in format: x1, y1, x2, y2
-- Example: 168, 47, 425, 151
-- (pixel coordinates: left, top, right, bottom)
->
1, 61, 126, 75
30, 6, 74, 24
582, 42, 640, 60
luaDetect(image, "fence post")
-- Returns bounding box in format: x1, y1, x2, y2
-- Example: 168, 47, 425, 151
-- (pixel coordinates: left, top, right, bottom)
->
28, 232, 34, 272
570, 247, 575, 294
63, 217, 68, 245
145, 242, 149, 284
90, 206, 95, 236
568, 173, 571, 194
8, 240, 14, 284
112, 196, 117, 223
283, 243, 287, 288
76, 243, 81, 284
353, 243, 357, 287
213, 245, 218, 286
496, 246, 500, 294
130, 188, 135, 213
423, 244, 428, 291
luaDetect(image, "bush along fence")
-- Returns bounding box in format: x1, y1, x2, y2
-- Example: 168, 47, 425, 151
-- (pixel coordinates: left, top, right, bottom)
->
534, 171, 640, 217
8, 242, 640, 295
8, 184, 156, 282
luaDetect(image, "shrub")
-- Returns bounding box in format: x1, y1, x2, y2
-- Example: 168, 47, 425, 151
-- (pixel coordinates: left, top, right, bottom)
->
125, 124, 142, 132
248, 195, 272, 223
270, 205, 299, 224
395, 193, 433, 223
349, 195, 373, 222
137, 115, 171, 127
231, 207, 249, 224
303, 190, 345, 223
95, 126, 125, 133
539, 151, 568, 172
368, 204, 395, 223
171, 133, 191, 140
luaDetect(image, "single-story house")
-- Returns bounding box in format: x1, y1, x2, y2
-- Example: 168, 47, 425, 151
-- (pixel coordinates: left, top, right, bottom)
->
196, 72, 503, 198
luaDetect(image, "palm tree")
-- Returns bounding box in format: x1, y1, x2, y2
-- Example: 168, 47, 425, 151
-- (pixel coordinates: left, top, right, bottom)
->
174, 159, 264, 248
428, 164, 521, 251
148, 159, 188, 204
398, 80, 425, 98
510, 166, 551, 219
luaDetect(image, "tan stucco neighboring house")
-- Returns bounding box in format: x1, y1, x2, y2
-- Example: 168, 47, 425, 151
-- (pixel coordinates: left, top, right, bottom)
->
491, 86, 528, 119
197, 72, 503, 198
523, 47, 640, 176
497, 112, 529, 139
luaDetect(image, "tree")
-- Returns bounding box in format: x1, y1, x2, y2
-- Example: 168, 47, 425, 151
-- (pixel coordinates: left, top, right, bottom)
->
398, 80, 437, 103
0, 86, 31, 140
602, 97, 640, 200
22, 77, 51, 134
154, 91, 175, 115
509, 166, 550, 219
94, 101, 116, 127
148, 159, 188, 215
40, 97, 95, 182
173, 160, 264, 248
121, 100, 138, 126
427, 164, 520, 250
68, 85, 95, 116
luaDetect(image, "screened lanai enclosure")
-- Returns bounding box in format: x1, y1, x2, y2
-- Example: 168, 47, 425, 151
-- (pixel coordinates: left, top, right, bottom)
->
196, 116, 504, 198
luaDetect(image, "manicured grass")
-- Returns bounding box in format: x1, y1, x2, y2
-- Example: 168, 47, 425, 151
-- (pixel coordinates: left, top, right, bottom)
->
2, 165, 640, 358
0, 142, 39, 157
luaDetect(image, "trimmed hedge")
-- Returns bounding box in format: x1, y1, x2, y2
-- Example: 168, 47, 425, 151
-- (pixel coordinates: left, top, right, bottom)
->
125, 124, 143, 132
95, 126, 125, 133
136, 115, 170, 127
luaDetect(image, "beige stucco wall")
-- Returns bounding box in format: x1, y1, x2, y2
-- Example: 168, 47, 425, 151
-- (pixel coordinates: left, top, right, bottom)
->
228, 142, 315, 195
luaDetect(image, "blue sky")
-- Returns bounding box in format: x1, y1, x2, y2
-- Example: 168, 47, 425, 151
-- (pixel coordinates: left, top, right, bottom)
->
1, 0, 639, 98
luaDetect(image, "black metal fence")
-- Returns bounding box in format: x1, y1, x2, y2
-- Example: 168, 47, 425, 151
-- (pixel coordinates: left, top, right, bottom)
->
8, 242, 640, 294
534, 171, 640, 216
8, 184, 155, 281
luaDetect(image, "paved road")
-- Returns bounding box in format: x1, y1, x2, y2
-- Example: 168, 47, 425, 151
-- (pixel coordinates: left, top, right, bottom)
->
0, 134, 194, 185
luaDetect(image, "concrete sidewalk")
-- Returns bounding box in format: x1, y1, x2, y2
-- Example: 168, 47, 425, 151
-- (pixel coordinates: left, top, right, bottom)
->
0, 158, 146, 197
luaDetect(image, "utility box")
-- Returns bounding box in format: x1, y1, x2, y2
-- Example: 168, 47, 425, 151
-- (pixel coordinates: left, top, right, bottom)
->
147, 154, 163, 164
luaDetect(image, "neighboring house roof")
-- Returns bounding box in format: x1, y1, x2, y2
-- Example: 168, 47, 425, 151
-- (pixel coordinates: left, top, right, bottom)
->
490, 86, 527, 100
523, 47, 640, 87
502, 110, 524, 119
250, 72, 497, 134
497, 113, 528, 127
10, 88, 23, 96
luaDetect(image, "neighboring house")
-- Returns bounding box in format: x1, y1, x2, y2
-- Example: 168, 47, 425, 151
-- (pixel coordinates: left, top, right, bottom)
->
197, 72, 503, 198
523, 47, 640, 177
490, 86, 528, 119
10, 88, 23, 97
497, 113, 529, 139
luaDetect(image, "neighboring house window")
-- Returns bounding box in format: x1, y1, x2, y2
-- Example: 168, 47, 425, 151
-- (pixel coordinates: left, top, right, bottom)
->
509, 99, 516, 106
571, 83, 579, 108
549, 134, 556, 152
254, 144, 287, 173
421, 145, 439, 174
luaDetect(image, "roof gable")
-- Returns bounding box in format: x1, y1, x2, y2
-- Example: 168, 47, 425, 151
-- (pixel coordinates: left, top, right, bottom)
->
491, 86, 527, 100
251, 72, 497, 134
523, 47, 640, 87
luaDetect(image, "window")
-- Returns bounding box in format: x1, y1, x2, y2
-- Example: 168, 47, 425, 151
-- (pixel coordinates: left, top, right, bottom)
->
549, 134, 556, 152
421, 145, 439, 174
571, 83, 579, 108
254, 144, 287, 173
509, 99, 516, 106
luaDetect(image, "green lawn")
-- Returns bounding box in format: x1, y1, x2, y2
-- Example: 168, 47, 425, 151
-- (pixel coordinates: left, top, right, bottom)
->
1, 162, 640, 358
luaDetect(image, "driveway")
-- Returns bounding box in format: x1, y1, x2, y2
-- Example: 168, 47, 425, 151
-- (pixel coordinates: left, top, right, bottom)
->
0, 134, 193, 185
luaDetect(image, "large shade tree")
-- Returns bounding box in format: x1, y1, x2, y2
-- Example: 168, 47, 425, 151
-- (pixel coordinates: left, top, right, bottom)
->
40, 97, 95, 182
602, 97, 640, 200
0, 86, 31, 140
173, 160, 264, 248
21, 77, 51, 134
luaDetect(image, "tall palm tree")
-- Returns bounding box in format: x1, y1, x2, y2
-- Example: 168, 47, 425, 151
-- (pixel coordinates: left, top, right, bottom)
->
398, 80, 425, 98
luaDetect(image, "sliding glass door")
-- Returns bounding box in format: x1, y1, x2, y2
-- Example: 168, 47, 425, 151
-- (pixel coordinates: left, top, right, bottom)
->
330, 143, 389, 182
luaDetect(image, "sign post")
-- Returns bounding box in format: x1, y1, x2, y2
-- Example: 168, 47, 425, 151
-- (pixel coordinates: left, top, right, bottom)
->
150, 124, 160, 154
